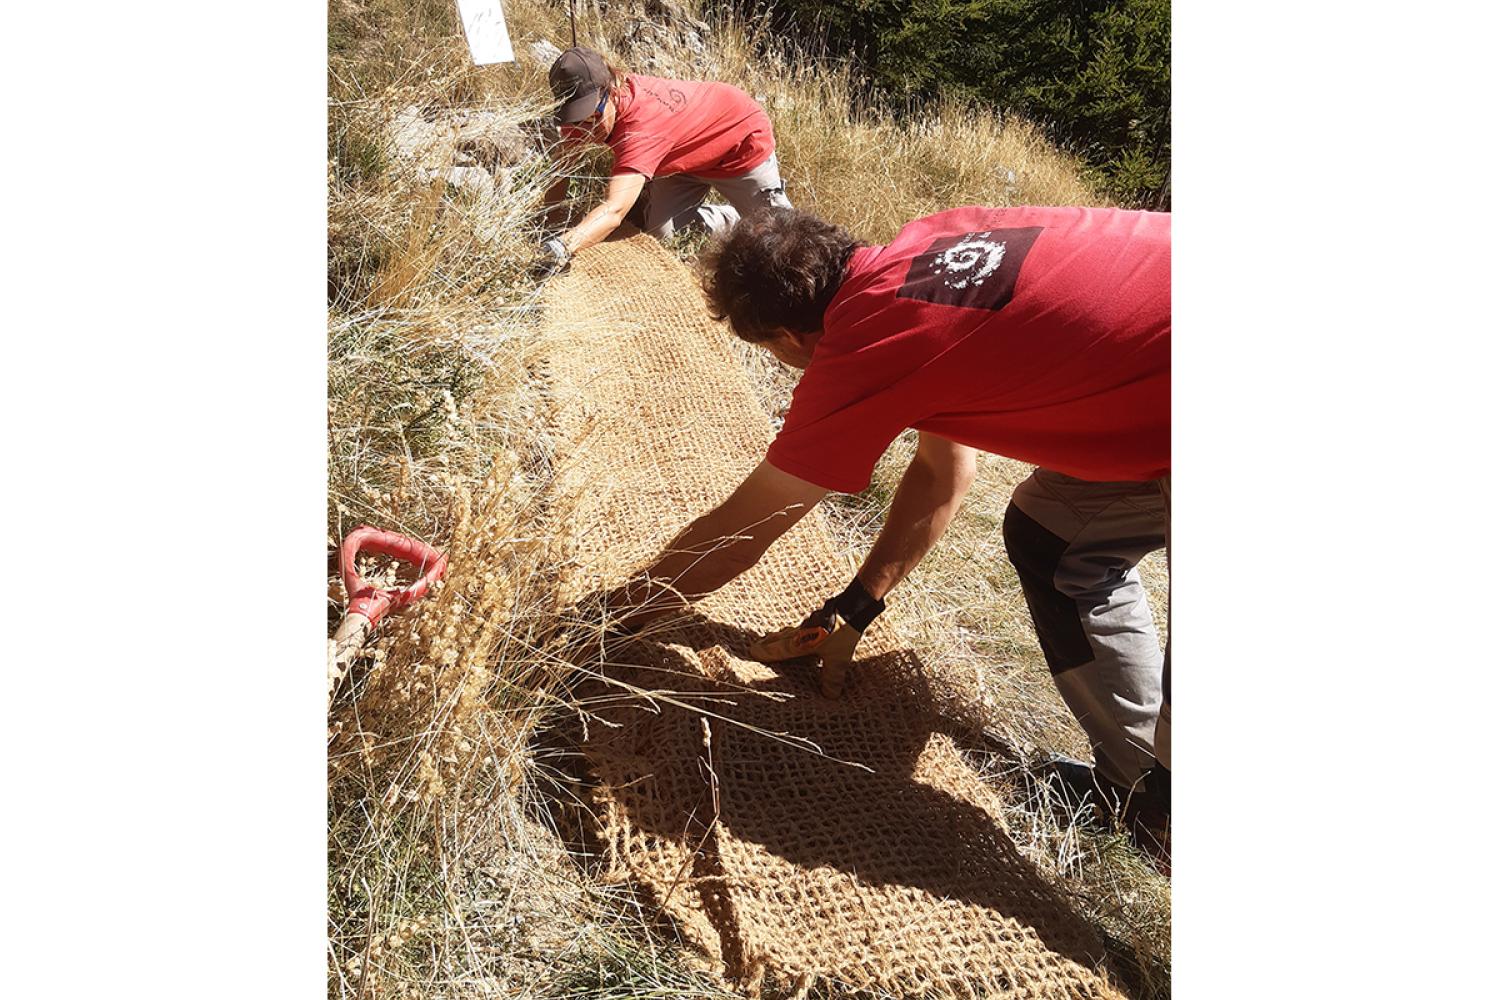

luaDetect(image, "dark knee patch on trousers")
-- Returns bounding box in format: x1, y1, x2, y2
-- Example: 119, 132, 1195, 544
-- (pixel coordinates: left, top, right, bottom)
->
1003, 502, 1094, 674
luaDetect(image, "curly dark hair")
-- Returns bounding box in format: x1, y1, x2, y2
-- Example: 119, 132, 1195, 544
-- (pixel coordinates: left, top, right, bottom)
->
699, 208, 861, 343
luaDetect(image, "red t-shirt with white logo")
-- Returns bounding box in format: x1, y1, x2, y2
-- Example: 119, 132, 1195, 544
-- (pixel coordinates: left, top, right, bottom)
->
607, 74, 774, 180
766, 206, 1170, 492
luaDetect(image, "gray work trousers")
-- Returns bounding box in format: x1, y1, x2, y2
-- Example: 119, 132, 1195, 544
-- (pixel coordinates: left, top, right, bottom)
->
637, 152, 793, 240
1003, 468, 1171, 789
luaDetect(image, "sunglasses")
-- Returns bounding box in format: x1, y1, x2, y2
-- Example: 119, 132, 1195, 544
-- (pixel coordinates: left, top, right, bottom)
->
561, 91, 609, 140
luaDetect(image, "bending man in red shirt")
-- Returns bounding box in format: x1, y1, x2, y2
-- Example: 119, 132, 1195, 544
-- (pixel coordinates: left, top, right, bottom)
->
612, 206, 1171, 856
537, 47, 793, 274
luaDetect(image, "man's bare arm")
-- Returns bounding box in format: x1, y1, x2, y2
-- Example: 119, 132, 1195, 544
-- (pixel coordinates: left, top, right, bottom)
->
855, 433, 978, 599
559, 171, 647, 255
612, 460, 827, 627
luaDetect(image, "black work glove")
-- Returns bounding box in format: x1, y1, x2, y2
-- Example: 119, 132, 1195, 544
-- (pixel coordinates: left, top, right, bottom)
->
749, 577, 885, 697
800, 577, 886, 632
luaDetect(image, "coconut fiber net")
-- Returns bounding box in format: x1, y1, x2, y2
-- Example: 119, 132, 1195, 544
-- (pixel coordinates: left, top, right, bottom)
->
538, 231, 1126, 999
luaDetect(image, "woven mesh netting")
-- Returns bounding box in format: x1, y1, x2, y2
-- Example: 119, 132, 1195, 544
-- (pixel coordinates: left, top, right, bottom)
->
539, 231, 1126, 999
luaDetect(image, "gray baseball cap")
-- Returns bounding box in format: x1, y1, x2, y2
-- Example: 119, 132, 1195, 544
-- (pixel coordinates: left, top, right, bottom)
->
548, 47, 611, 124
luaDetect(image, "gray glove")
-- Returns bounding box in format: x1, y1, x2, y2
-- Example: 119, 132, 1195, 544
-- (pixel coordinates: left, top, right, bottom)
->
534, 236, 571, 278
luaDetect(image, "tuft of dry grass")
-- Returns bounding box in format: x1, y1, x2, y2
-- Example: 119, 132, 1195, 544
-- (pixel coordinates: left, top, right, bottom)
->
327, 6, 754, 997
327, 5, 586, 996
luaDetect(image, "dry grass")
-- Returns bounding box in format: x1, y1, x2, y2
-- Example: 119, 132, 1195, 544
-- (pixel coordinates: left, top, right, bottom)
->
327, 3, 758, 994
329, 1, 1167, 997
696, 15, 1104, 242
328, 5, 603, 996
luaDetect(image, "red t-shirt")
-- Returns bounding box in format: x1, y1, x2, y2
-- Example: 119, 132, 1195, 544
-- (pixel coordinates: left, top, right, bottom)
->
607, 74, 774, 180
766, 206, 1170, 492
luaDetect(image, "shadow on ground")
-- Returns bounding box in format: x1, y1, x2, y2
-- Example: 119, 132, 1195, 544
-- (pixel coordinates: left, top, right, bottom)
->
530, 609, 1161, 997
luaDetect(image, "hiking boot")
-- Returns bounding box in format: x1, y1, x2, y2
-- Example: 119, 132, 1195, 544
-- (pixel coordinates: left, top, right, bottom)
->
1031, 755, 1171, 872
1031, 754, 1129, 817
1123, 764, 1171, 874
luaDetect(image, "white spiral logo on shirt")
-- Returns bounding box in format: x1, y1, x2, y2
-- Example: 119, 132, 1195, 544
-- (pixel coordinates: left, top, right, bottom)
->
928, 231, 1006, 290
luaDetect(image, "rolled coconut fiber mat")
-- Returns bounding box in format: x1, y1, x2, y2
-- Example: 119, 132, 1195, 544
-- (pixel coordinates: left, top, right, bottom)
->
537, 230, 1126, 999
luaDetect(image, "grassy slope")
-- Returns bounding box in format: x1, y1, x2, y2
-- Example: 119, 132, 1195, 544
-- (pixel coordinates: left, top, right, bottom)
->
328, 2, 1168, 996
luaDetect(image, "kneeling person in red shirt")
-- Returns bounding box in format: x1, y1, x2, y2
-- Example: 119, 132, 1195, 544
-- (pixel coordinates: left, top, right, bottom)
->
613, 206, 1172, 855
537, 47, 793, 274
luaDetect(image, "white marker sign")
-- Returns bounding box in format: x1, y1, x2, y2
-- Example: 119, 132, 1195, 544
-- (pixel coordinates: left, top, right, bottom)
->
457, 0, 515, 65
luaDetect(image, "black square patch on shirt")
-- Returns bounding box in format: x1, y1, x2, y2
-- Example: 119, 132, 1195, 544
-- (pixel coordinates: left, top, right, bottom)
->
895, 226, 1044, 311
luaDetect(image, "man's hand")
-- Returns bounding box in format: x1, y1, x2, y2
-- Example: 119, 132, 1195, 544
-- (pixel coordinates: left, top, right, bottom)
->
749, 577, 885, 697
533, 236, 571, 279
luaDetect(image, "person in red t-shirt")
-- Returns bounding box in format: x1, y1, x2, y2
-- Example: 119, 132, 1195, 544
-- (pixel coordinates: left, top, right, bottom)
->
610, 206, 1172, 861
536, 47, 793, 274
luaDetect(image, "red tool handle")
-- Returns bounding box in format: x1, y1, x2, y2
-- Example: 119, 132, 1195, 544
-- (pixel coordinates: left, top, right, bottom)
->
339, 525, 448, 626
